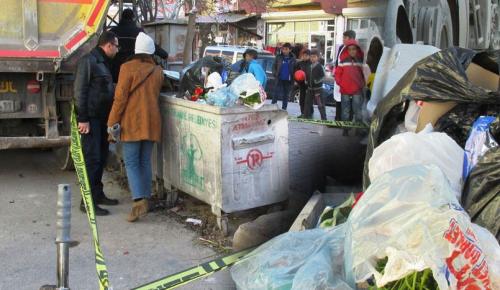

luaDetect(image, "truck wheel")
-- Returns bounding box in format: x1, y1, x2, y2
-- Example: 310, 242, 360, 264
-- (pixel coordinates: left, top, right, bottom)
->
53, 145, 74, 171
54, 101, 73, 171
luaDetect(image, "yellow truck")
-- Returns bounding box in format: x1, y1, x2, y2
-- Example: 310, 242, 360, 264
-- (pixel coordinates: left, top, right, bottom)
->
0, 0, 110, 169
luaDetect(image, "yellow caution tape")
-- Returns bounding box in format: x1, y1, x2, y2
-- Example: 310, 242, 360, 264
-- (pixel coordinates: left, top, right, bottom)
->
71, 105, 253, 290
70, 105, 111, 290
132, 248, 254, 290
289, 117, 369, 129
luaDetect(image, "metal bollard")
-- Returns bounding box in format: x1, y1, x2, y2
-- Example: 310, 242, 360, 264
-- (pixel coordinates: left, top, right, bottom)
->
55, 184, 71, 290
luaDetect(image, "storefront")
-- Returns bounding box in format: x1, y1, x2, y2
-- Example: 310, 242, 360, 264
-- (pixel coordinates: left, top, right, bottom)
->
262, 10, 345, 63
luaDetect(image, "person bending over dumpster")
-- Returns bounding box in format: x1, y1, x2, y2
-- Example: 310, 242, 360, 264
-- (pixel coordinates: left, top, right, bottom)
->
272, 43, 296, 110
335, 39, 365, 135
304, 50, 327, 120
242, 49, 267, 87
74, 31, 120, 216
107, 32, 164, 222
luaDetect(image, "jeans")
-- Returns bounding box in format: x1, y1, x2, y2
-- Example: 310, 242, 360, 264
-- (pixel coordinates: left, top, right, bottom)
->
304, 87, 327, 120
341, 94, 363, 122
272, 79, 292, 110
122, 141, 154, 200
81, 118, 109, 201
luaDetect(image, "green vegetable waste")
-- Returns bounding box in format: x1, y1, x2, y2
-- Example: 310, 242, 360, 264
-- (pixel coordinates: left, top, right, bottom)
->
368, 258, 439, 290
240, 91, 261, 106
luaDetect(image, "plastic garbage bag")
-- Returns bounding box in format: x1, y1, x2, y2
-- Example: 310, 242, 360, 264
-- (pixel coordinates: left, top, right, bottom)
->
363, 48, 500, 190
368, 130, 464, 197
345, 164, 500, 290
462, 146, 500, 240
229, 73, 266, 110
205, 86, 238, 107
318, 194, 355, 228
462, 116, 498, 180
231, 224, 352, 290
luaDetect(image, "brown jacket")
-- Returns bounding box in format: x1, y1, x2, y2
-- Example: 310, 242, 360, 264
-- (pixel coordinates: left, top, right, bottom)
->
107, 56, 164, 142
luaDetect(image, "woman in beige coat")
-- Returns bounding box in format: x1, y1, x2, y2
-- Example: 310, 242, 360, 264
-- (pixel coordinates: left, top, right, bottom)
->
107, 32, 164, 222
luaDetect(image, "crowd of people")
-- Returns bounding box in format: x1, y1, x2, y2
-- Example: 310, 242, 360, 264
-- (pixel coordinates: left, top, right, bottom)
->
271, 30, 372, 129
74, 9, 165, 221
73, 8, 372, 221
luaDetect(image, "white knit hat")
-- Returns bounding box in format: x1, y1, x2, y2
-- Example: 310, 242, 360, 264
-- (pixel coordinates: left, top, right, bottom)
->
135, 32, 155, 55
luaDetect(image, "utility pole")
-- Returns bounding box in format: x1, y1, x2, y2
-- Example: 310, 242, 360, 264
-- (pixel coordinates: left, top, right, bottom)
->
183, 0, 197, 66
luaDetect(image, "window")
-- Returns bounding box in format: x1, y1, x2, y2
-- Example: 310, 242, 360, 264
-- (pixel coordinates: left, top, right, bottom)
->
205, 49, 220, 57
295, 22, 309, 32
221, 51, 234, 63
310, 21, 319, 32
236, 53, 244, 61
360, 19, 369, 29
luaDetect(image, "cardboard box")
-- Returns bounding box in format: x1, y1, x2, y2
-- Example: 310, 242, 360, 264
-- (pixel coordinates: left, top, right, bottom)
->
466, 63, 499, 92
416, 101, 457, 133
416, 62, 499, 132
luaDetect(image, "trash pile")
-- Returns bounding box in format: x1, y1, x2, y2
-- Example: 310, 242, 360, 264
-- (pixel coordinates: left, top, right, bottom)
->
177, 56, 267, 109
230, 47, 500, 290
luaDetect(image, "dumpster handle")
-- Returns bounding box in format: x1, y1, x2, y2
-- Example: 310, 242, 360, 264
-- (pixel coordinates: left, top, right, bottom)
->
232, 133, 275, 150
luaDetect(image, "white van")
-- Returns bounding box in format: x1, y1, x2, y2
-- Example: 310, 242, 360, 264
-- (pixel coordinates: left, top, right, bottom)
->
203, 45, 273, 64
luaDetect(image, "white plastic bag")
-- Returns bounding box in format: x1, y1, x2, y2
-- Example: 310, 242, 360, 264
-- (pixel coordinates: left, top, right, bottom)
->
345, 164, 500, 290
369, 130, 464, 198
229, 73, 266, 110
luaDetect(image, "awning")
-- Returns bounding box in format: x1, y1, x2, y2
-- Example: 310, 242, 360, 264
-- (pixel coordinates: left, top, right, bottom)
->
262, 10, 335, 22
196, 13, 256, 24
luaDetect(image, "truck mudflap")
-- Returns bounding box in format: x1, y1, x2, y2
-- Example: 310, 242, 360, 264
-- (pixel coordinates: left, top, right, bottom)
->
0, 136, 70, 150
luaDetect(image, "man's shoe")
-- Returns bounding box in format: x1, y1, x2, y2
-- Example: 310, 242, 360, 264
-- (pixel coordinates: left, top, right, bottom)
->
80, 201, 110, 216
96, 195, 119, 206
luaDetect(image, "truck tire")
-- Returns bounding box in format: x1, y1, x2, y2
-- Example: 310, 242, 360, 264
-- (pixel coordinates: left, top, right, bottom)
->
53, 101, 74, 171
436, 0, 454, 48
53, 145, 74, 171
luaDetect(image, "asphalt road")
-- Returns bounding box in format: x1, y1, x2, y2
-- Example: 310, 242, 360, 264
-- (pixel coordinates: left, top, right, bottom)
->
0, 102, 363, 290
0, 149, 234, 290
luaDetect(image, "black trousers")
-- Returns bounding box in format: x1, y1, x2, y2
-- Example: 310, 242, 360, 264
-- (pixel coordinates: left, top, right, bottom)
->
81, 118, 109, 201
305, 87, 327, 120
299, 84, 306, 115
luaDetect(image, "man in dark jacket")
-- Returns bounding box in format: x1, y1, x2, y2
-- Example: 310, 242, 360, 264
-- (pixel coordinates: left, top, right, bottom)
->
305, 50, 326, 120
74, 31, 120, 216
110, 9, 169, 82
294, 49, 311, 117
272, 43, 296, 110
110, 9, 143, 82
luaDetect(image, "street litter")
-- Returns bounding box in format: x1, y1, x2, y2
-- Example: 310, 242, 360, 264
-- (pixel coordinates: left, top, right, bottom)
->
178, 57, 266, 110
232, 165, 500, 290
368, 128, 464, 197
185, 218, 202, 226
231, 47, 500, 290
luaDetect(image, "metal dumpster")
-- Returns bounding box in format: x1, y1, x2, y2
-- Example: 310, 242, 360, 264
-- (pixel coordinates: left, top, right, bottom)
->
160, 94, 289, 231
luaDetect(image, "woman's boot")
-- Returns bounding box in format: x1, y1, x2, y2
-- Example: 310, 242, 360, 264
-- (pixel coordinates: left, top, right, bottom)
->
127, 199, 148, 222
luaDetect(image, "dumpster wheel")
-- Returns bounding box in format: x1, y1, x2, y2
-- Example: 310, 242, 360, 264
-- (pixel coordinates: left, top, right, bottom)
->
217, 216, 229, 237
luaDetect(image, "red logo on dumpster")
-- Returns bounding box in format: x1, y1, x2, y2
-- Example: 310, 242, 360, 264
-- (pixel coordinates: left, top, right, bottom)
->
236, 149, 273, 170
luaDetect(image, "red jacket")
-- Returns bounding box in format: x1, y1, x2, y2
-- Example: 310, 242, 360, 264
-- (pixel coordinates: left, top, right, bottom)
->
334, 39, 365, 95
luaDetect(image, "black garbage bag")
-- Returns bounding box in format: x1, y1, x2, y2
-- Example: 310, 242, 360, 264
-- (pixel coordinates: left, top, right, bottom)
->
177, 56, 228, 98
363, 47, 500, 189
462, 145, 500, 241
434, 103, 500, 148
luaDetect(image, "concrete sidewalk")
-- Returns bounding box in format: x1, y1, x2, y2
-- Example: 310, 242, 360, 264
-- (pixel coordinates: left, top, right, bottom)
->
0, 149, 234, 290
